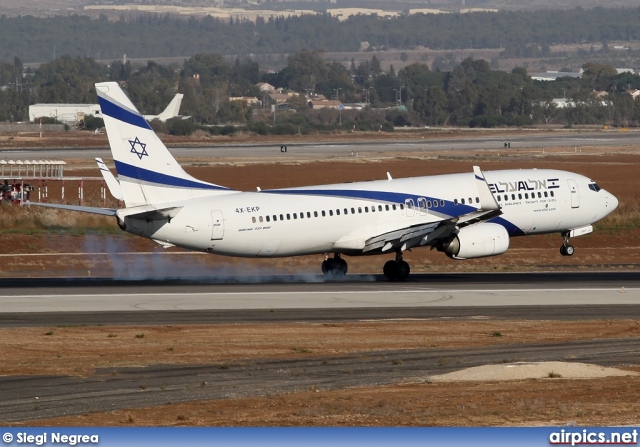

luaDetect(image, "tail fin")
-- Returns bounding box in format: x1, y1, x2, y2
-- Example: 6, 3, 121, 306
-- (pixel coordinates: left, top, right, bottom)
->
156, 93, 183, 121
95, 82, 233, 208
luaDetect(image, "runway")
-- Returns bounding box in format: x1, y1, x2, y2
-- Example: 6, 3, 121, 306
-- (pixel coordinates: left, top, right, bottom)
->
1, 272, 639, 327
2, 130, 639, 160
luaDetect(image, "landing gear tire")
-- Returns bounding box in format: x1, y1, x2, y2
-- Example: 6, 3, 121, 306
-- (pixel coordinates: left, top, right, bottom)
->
322, 254, 348, 277
383, 259, 410, 281
559, 232, 575, 257
560, 244, 575, 256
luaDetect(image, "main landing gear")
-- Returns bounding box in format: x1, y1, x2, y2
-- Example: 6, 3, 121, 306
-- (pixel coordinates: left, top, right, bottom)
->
320, 252, 411, 281
383, 251, 411, 282
321, 253, 348, 277
560, 231, 575, 256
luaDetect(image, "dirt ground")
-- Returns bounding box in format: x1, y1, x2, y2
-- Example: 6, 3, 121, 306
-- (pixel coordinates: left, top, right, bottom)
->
4, 320, 640, 426
1, 129, 640, 426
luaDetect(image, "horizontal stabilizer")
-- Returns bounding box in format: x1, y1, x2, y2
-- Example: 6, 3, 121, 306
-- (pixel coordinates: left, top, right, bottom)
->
25, 202, 117, 216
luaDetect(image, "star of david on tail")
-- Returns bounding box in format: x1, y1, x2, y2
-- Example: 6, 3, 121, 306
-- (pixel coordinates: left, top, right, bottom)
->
129, 137, 148, 160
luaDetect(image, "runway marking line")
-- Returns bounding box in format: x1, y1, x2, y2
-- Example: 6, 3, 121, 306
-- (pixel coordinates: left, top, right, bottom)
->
5, 287, 640, 299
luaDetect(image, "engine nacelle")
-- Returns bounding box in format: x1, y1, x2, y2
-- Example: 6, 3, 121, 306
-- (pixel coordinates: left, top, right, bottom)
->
439, 223, 510, 260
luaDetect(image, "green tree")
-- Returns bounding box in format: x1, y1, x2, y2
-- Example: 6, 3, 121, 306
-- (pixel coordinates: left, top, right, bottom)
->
286, 49, 328, 94
582, 62, 617, 91
414, 86, 448, 125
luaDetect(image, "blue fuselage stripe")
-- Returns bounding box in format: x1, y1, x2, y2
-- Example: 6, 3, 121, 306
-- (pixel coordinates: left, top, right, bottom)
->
115, 161, 230, 190
263, 188, 525, 236
98, 97, 152, 130
264, 188, 458, 213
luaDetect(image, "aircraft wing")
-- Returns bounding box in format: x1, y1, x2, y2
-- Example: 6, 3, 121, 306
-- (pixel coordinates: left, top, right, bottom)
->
363, 221, 443, 253
362, 208, 502, 253
363, 166, 502, 253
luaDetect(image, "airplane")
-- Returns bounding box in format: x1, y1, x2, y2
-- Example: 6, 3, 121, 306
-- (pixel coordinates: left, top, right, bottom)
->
143, 93, 186, 122
28, 82, 619, 281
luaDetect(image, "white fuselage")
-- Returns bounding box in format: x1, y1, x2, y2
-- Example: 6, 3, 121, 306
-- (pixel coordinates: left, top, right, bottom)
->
121, 169, 617, 258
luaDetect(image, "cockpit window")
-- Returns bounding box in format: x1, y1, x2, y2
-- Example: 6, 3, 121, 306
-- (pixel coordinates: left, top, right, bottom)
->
588, 183, 601, 192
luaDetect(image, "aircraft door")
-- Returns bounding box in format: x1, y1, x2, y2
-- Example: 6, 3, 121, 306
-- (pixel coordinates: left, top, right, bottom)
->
405, 198, 415, 217
417, 197, 428, 216
211, 210, 224, 240
567, 179, 580, 208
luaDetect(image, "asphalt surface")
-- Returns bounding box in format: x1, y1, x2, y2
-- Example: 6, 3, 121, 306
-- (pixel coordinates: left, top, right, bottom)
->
1, 272, 639, 326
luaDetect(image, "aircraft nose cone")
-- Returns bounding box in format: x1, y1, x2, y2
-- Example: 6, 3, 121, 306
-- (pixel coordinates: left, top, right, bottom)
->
610, 193, 619, 211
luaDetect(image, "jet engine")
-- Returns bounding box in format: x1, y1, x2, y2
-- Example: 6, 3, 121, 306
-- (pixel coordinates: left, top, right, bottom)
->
439, 223, 510, 260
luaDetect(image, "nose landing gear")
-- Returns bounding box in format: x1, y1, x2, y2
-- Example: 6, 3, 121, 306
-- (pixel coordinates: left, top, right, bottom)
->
383, 251, 411, 281
560, 232, 575, 256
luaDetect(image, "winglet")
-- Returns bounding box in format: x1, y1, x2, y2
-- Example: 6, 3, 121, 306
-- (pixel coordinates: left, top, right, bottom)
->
96, 157, 124, 201
473, 166, 500, 211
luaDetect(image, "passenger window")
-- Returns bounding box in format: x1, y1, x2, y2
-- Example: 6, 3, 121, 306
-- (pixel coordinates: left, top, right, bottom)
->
525, 193, 528, 199
392, 204, 396, 211
550, 191, 555, 197
544, 191, 548, 198
266, 216, 271, 222
287, 214, 291, 220
385, 205, 390, 211
365, 206, 369, 212
454, 199, 458, 205
442, 200, 446, 207
336, 209, 341, 215
314, 211, 318, 217
351, 208, 355, 214
307, 212, 311, 218
293, 213, 297, 219
329, 210, 333, 216
371, 206, 375, 213
273, 215, 278, 221
400, 204, 404, 210
358, 207, 362, 213
259, 216, 264, 223
300, 212, 304, 219
322, 210, 326, 217
460, 199, 464, 205
378, 205, 383, 211
511, 194, 515, 200
252, 217, 256, 223
518, 194, 522, 200
280, 214, 284, 220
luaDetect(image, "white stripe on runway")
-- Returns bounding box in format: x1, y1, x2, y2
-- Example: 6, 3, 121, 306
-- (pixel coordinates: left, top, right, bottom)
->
1, 287, 638, 312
